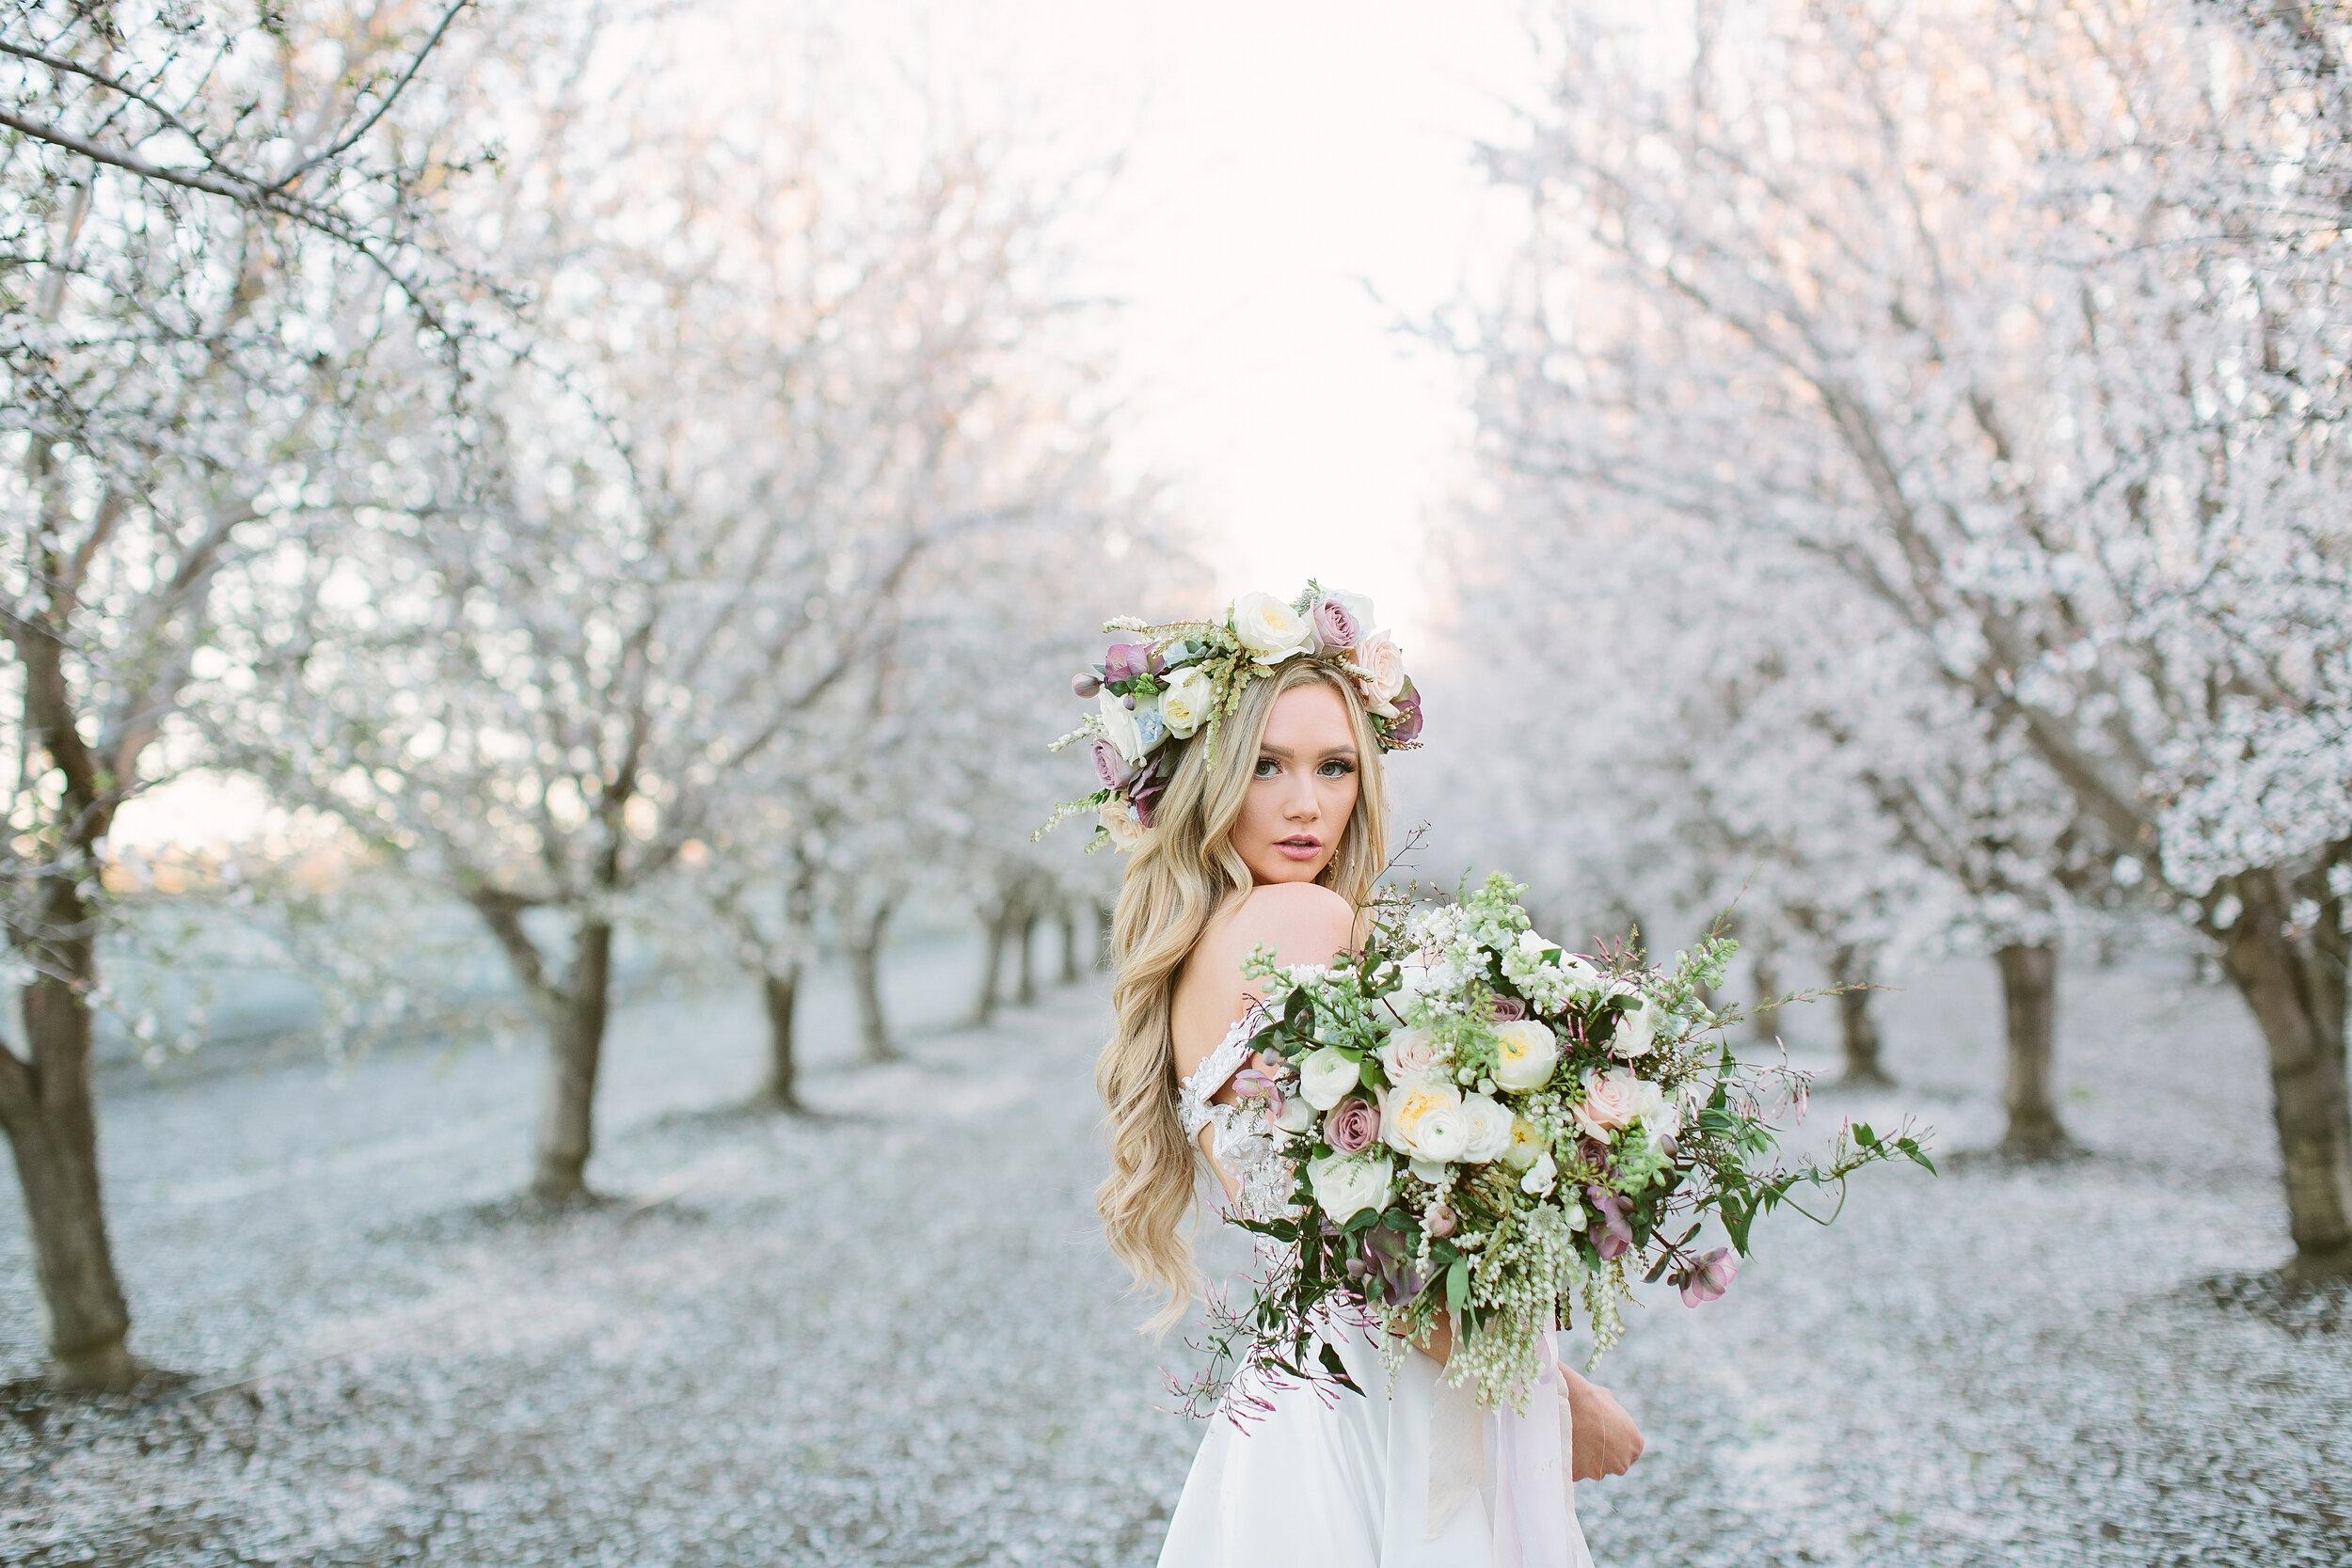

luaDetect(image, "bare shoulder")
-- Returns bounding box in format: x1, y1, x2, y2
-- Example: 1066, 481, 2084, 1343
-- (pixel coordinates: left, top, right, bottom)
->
1211, 881, 1357, 966
1170, 883, 1359, 1080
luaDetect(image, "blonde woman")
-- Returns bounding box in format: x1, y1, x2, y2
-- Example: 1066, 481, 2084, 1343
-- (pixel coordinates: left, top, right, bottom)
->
1070, 590, 1644, 1568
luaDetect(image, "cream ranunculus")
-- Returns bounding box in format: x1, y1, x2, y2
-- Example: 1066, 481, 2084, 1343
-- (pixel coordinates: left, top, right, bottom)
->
1231, 591, 1313, 663
1096, 688, 1145, 765
1354, 628, 1407, 704
1307, 1152, 1394, 1224
1406, 1104, 1472, 1164
1458, 1093, 1516, 1164
1157, 664, 1216, 739
1377, 1026, 1443, 1084
1502, 1117, 1545, 1171
1097, 798, 1147, 852
1492, 1020, 1562, 1091
1298, 1046, 1362, 1111
1385, 1079, 1463, 1156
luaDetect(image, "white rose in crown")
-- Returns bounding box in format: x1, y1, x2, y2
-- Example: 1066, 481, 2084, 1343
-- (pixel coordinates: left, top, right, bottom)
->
1097, 798, 1147, 851
1308, 1151, 1393, 1224
1157, 664, 1216, 738
1354, 628, 1407, 709
1492, 1020, 1561, 1091
1298, 1045, 1362, 1111
1097, 688, 1146, 765
1458, 1093, 1516, 1164
1231, 591, 1314, 664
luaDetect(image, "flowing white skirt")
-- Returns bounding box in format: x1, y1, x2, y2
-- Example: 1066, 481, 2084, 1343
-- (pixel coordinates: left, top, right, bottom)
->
1157, 1322, 1595, 1568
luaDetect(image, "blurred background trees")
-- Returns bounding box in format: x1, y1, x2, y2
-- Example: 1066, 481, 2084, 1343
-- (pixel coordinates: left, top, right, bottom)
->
1, 0, 2345, 1397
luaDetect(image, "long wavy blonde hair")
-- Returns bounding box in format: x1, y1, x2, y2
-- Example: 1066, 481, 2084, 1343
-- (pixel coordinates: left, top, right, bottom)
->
1097, 657, 1391, 1329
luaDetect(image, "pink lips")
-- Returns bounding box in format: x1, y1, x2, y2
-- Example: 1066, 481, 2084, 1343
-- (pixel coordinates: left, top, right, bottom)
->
1274, 834, 1322, 861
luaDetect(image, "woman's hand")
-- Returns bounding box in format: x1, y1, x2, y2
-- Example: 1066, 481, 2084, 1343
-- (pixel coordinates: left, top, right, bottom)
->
1560, 1364, 1643, 1481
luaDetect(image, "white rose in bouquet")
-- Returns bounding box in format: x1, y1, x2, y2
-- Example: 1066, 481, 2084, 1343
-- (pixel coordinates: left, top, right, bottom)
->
1492, 1020, 1561, 1091
1231, 592, 1313, 663
1377, 1026, 1443, 1083
1459, 1093, 1516, 1163
1274, 1094, 1317, 1133
1157, 664, 1216, 738
1298, 1046, 1362, 1111
1610, 985, 1660, 1058
1308, 1152, 1393, 1224
1573, 1066, 1667, 1142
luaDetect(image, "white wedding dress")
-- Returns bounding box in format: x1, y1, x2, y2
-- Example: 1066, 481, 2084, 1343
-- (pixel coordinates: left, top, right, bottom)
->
1158, 1016, 1597, 1568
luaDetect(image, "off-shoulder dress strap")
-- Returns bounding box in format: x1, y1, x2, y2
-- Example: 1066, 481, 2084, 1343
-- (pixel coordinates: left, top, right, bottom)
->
1176, 1005, 1268, 1141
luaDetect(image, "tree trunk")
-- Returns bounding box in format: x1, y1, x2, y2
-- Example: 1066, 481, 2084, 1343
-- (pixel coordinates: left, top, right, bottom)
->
2219, 865, 2352, 1280
530, 918, 612, 1205
1093, 898, 1115, 972
1994, 942, 2072, 1158
751, 963, 803, 1112
1748, 930, 1783, 1045
1831, 944, 1891, 1086
0, 964, 139, 1389
968, 908, 1009, 1028
1015, 904, 1040, 1006
1058, 905, 1080, 986
850, 901, 897, 1063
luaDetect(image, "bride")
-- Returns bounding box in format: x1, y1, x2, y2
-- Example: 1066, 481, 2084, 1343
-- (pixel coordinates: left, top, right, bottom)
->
1082, 598, 1645, 1568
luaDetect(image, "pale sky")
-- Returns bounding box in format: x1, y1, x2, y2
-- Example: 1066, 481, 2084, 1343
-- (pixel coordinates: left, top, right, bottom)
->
1001, 0, 1541, 649
113, 1, 1541, 851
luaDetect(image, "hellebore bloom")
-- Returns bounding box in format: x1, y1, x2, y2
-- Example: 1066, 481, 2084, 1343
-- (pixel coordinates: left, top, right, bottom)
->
1587, 1185, 1635, 1261
1675, 1247, 1740, 1307
1073, 671, 1103, 699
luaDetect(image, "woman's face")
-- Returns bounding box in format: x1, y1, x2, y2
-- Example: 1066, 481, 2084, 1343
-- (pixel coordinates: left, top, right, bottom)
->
1232, 681, 1360, 886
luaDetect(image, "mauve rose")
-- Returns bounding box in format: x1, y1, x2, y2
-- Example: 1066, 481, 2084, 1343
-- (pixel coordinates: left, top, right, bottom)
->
1388, 680, 1424, 744
1311, 595, 1364, 651
1089, 736, 1126, 792
1490, 996, 1526, 1022
1325, 1095, 1380, 1154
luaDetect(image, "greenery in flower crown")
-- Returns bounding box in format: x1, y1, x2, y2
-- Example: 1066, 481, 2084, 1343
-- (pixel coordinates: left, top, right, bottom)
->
1037, 582, 1424, 853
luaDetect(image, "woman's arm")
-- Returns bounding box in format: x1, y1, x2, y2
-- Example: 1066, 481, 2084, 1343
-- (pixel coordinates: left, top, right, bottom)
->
1561, 1364, 1644, 1479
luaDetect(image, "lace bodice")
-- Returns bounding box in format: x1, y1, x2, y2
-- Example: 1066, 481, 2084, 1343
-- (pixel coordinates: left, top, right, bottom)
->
1176, 1008, 1293, 1223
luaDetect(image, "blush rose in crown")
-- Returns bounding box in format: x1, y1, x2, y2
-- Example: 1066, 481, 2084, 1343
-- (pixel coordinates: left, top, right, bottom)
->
1172, 875, 1934, 1420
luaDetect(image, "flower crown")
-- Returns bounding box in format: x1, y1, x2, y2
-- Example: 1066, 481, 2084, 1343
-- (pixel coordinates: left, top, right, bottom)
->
1041, 581, 1422, 852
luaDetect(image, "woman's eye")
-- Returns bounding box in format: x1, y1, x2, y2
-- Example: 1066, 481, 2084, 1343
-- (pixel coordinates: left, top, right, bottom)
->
1254, 758, 1279, 778
1317, 759, 1355, 778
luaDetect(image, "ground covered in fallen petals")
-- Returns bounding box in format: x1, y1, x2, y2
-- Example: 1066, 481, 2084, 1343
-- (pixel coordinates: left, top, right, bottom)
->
2, 940, 2344, 1566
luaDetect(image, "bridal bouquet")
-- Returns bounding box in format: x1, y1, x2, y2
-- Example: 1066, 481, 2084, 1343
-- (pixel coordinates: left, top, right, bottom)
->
1182, 875, 1931, 1418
